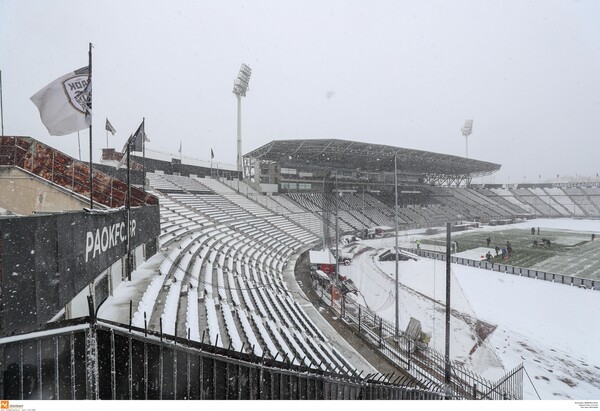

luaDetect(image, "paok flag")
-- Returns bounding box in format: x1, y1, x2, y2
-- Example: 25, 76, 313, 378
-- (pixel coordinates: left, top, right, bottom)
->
30, 66, 92, 136
105, 118, 116, 135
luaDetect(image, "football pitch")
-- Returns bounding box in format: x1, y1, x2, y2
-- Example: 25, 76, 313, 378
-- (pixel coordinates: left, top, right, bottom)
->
420, 227, 600, 281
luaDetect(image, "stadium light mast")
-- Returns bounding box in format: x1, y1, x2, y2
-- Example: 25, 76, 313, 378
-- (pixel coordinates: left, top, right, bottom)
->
461, 119, 473, 159
233, 64, 252, 176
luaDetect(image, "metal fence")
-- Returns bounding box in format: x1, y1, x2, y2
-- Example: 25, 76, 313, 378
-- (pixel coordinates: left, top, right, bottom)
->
0, 317, 445, 400
315, 282, 523, 400
403, 248, 598, 291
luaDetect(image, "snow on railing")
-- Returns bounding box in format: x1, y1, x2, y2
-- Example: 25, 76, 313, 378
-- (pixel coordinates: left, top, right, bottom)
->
310, 340, 356, 374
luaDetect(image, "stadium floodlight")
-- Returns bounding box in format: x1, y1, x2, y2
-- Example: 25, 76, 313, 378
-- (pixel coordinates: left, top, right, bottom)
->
461, 119, 473, 159
233, 64, 252, 97
233, 64, 252, 175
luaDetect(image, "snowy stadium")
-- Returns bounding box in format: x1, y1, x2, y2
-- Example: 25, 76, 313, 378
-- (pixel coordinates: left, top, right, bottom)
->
0, 135, 599, 401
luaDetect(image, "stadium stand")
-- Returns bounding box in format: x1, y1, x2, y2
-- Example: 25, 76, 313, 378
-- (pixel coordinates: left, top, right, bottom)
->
6, 135, 599, 400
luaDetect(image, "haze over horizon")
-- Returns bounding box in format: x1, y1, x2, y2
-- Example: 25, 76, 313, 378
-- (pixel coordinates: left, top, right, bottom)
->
1, 0, 599, 184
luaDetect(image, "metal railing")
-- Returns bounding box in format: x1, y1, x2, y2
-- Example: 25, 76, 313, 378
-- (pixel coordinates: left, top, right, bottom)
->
403, 247, 598, 291
0, 317, 445, 400
314, 281, 523, 400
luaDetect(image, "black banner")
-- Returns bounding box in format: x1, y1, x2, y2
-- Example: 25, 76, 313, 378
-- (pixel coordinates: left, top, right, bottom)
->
1, 206, 159, 334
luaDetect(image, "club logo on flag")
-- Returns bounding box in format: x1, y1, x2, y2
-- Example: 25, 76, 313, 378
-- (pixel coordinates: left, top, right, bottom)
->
30, 66, 92, 136
62, 74, 91, 115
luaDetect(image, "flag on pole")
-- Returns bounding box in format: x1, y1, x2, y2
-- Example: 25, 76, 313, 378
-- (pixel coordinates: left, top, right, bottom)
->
105, 118, 116, 135
116, 134, 132, 170
211, 148, 214, 159
30, 66, 91, 136
178, 141, 182, 154
122, 120, 145, 153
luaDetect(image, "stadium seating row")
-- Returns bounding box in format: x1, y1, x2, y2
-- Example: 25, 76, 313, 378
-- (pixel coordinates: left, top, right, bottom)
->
139, 173, 356, 375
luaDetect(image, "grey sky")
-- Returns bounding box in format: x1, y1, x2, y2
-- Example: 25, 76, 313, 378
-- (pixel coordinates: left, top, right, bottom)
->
1, 0, 599, 183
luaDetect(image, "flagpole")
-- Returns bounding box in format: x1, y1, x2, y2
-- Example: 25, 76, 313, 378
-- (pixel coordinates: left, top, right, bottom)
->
77, 131, 81, 160
0, 70, 4, 136
142, 117, 146, 189
88, 42, 94, 209
126, 139, 131, 281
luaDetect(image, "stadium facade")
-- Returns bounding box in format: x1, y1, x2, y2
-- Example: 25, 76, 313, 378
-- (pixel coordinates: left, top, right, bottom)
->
243, 138, 501, 189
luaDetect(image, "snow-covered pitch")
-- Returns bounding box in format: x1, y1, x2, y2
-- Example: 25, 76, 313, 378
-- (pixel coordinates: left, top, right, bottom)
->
340, 218, 600, 400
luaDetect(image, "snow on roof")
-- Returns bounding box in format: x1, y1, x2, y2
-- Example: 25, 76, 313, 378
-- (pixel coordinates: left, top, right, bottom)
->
309, 249, 335, 264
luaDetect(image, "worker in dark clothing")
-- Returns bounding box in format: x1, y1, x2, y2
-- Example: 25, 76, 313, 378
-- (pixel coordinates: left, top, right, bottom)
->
486, 237, 491, 247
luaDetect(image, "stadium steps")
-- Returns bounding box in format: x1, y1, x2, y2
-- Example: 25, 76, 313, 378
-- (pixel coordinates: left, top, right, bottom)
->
489, 188, 533, 214
468, 188, 516, 217
544, 187, 586, 217
580, 187, 600, 216
509, 188, 557, 216
530, 188, 571, 216
478, 188, 531, 215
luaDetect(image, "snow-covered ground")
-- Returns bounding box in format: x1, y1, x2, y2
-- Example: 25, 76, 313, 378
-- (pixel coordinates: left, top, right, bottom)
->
341, 219, 600, 400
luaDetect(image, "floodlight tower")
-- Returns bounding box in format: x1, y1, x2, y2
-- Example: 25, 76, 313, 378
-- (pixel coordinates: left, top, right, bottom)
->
233, 64, 252, 176
461, 119, 473, 159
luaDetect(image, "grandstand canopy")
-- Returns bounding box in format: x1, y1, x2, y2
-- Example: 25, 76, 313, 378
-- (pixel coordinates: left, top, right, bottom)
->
245, 139, 501, 178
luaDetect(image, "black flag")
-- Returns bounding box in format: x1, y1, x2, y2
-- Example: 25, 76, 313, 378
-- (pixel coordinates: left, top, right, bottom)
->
122, 120, 145, 152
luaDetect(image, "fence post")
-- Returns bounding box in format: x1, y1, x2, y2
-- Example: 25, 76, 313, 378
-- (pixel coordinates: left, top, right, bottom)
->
379, 318, 383, 348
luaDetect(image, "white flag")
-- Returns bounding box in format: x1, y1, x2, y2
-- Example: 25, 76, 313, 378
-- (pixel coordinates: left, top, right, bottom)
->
30, 66, 92, 136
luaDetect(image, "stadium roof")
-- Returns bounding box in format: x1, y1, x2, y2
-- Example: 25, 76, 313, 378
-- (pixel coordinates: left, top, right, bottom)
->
245, 139, 501, 178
